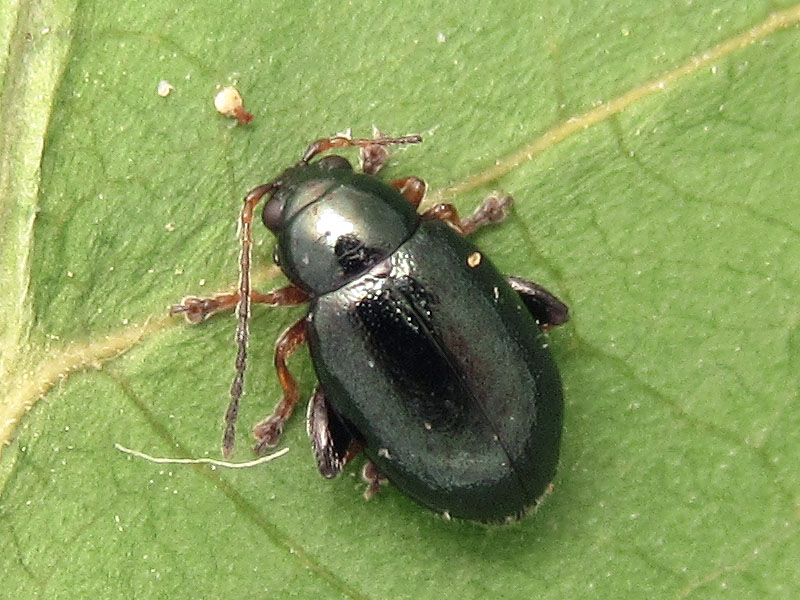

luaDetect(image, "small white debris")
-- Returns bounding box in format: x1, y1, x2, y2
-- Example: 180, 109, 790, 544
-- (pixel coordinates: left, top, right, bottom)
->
437, 32, 447, 43
214, 86, 253, 124
214, 86, 241, 113
157, 80, 175, 97
114, 443, 289, 468
335, 127, 353, 139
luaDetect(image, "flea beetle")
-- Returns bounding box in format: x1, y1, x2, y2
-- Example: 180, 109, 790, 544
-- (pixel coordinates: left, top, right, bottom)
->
171, 134, 568, 522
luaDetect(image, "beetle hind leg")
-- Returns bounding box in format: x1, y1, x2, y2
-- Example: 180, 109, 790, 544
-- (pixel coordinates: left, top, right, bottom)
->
307, 387, 363, 478
507, 276, 569, 329
307, 387, 389, 498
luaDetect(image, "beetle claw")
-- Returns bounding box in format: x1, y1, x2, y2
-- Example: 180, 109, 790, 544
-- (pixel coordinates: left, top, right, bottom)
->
169, 297, 210, 324
170, 295, 229, 323
253, 416, 284, 453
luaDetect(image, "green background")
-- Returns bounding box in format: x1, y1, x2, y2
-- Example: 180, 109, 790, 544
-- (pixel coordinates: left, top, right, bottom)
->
1, 1, 798, 598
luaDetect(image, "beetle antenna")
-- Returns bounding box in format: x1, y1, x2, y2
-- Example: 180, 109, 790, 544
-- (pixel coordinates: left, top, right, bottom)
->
299, 134, 422, 165
224, 183, 275, 458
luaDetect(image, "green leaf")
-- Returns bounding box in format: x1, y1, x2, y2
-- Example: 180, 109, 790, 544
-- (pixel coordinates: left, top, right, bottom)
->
2, 2, 799, 598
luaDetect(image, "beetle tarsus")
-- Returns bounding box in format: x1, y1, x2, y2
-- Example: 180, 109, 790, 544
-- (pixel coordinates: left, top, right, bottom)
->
253, 415, 284, 453
423, 193, 513, 236
170, 294, 237, 323
463, 193, 513, 233
360, 127, 391, 175
362, 461, 388, 500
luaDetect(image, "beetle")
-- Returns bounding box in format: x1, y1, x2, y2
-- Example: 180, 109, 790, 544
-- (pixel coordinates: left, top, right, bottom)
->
171, 134, 569, 522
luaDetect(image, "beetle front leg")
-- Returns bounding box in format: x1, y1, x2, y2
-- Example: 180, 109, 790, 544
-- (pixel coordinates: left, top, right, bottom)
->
300, 134, 422, 164
423, 193, 513, 235
170, 284, 309, 323
252, 316, 309, 453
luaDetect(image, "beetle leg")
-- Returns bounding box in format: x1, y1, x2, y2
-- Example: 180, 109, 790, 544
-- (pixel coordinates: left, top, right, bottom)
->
170, 284, 309, 324
300, 134, 422, 164
252, 316, 309, 453
307, 386, 363, 478
507, 276, 569, 329
362, 461, 389, 500
423, 193, 513, 235
389, 176, 427, 208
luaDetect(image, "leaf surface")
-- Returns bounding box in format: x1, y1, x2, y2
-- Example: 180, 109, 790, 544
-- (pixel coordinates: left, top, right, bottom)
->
1, 2, 799, 598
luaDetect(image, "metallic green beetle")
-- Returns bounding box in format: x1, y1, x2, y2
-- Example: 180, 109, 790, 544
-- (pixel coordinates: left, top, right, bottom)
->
172, 134, 568, 522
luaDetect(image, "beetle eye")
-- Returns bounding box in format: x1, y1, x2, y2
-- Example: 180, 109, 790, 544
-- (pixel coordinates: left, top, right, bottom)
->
262, 194, 286, 231
317, 155, 352, 171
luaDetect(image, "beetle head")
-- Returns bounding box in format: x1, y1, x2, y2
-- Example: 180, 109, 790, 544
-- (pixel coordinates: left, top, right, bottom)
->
259, 155, 418, 295
261, 155, 354, 233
